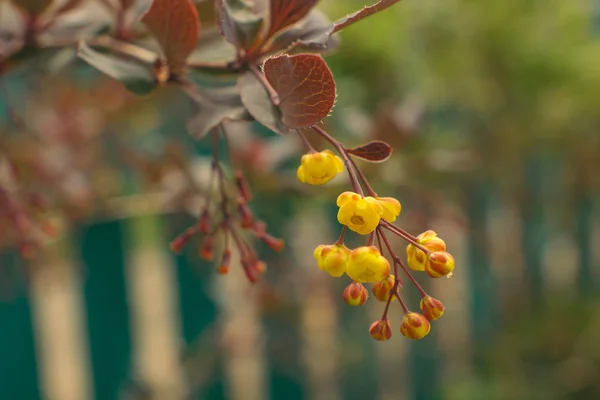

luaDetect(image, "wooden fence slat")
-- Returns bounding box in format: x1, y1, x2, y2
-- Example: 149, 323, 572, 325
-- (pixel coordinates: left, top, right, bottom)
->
0, 252, 41, 400
77, 220, 132, 400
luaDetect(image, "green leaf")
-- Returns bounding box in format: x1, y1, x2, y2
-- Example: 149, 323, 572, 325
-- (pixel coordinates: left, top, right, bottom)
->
188, 28, 237, 64
238, 71, 290, 135
77, 42, 157, 95
184, 84, 250, 139
216, 0, 264, 50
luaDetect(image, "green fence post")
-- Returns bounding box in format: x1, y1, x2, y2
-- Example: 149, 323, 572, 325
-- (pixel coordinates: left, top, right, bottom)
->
77, 220, 133, 400
255, 194, 306, 400
0, 252, 41, 400
165, 213, 226, 400
465, 181, 497, 371
521, 158, 545, 306
575, 190, 594, 296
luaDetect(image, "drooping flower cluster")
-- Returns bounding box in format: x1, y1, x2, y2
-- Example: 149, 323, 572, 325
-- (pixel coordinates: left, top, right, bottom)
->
169, 129, 284, 282
298, 126, 455, 341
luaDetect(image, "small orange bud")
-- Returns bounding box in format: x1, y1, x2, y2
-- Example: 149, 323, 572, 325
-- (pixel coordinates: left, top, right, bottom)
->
217, 249, 231, 275
196, 210, 211, 233
369, 319, 392, 341
420, 296, 445, 320
400, 312, 431, 340
199, 236, 215, 261
343, 282, 369, 306
372, 275, 396, 302
261, 233, 284, 252
235, 170, 252, 201
237, 199, 253, 228
406, 230, 446, 271
425, 251, 455, 278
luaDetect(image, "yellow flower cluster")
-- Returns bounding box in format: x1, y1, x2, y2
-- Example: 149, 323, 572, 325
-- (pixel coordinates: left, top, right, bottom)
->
297, 148, 454, 342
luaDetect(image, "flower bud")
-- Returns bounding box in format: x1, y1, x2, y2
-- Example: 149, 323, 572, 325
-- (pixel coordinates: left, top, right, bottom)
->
297, 150, 344, 185
314, 244, 350, 278
346, 246, 390, 283
372, 275, 396, 302
420, 296, 445, 320
217, 249, 231, 275
369, 319, 392, 341
199, 236, 215, 261
400, 312, 431, 340
196, 209, 211, 233
237, 199, 254, 228
235, 170, 252, 201
343, 282, 368, 306
261, 233, 285, 252
406, 230, 446, 271
425, 251, 455, 278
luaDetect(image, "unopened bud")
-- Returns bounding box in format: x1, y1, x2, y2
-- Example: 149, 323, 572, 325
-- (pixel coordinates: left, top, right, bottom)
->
420, 295, 445, 321
237, 199, 253, 228
169, 227, 196, 254
342, 282, 368, 306
217, 249, 232, 275
235, 170, 252, 201
196, 210, 211, 233
261, 233, 284, 252
199, 236, 215, 261
372, 275, 396, 302
400, 312, 431, 340
369, 319, 392, 341
406, 230, 446, 271
425, 251, 455, 278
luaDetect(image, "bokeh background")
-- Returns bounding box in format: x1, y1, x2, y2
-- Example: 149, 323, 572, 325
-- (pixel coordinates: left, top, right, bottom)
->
1, 0, 600, 399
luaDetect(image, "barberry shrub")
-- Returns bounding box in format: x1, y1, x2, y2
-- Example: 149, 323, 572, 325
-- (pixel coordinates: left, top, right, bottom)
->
0, 0, 455, 340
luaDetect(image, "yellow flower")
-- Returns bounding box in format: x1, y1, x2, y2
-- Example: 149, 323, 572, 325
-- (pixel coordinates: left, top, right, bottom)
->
297, 150, 344, 185
400, 312, 431, 340
406, 230, 446, 271
337, 192, 383, 235
377, 197, 401, 222
346, 246, 390, 283
313, 244, 349, 277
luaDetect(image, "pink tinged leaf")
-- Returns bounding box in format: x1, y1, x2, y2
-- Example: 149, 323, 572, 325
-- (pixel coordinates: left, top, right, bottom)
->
347, 140, 393, 163
141, 0, 200, 76
263, 53, 336, 129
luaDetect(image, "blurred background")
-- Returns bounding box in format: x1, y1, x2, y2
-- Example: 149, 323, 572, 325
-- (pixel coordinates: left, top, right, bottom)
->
1, 0, 600, 399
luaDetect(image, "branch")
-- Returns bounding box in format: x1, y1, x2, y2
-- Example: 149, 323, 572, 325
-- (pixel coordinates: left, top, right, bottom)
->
332, 0, 404, 35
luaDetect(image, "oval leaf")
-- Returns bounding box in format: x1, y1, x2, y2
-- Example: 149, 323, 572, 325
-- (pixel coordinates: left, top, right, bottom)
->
184, 84, 250, 139
141, 0, 200, 75
216, 0, 264, 50
268, 0, 319, 37
78, 42, 157, 95
238, 71, 290, 135
263, 53, 336, 128
347, 140, 393, 163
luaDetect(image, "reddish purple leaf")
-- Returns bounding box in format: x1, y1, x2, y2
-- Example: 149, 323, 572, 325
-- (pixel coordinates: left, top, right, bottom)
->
263, 53, 336, 129
141, 0, 200, 75
347, 140, 393, 163
268, 0, 319, 37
